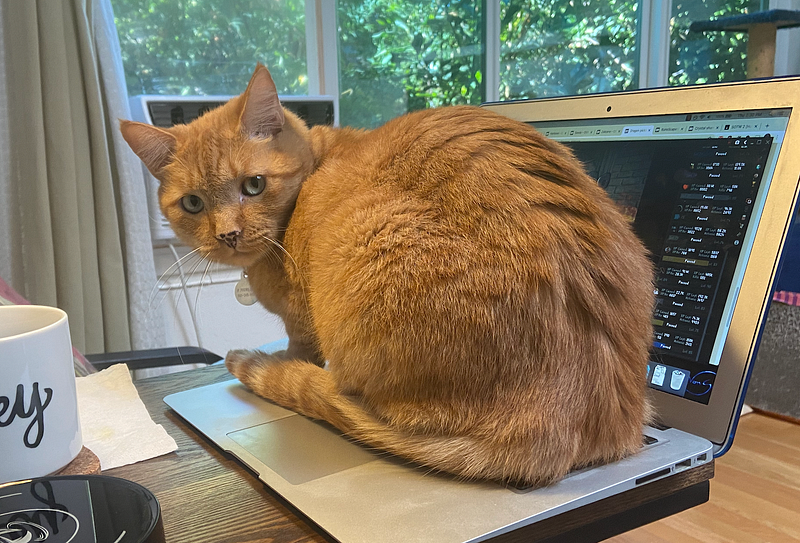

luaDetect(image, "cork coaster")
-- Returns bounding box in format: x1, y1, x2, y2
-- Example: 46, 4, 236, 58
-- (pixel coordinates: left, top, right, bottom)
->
53, 446, 101, 476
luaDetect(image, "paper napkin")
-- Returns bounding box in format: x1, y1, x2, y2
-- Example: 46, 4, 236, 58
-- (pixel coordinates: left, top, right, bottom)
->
75, 364, 178, 470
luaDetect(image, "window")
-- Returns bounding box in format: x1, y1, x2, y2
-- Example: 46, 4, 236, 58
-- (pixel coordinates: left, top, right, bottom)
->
335, 0, 642, 127
669, 0, 757, 85
337, 1, 486, 128
499, 0, 640, 100
112, 0, 786, 128
113, 0, 308, 95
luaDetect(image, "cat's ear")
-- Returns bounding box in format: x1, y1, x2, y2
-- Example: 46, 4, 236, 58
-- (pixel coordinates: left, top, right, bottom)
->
119, 120, 177, 178
239, 63, 285, 139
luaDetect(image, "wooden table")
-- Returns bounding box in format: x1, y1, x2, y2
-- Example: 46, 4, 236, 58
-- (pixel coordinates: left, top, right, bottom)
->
106, 364, 714, 543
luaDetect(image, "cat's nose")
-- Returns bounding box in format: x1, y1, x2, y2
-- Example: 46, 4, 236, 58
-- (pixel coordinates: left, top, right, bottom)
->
217, 230, 241, 249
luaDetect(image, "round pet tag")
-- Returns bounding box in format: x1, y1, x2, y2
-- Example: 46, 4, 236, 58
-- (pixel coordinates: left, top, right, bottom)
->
235, 271, 258, 306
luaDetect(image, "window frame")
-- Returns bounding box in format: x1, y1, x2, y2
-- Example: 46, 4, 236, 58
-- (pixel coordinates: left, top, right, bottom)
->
305, 1, 339, 98
305, 0, 675, 102
113, 0, 800, 105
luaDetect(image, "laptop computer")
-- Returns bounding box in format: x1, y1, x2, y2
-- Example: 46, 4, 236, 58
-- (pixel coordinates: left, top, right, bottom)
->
164, 76, 800, 543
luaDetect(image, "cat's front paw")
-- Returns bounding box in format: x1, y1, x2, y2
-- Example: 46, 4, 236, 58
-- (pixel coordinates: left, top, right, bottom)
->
225, 349, 273, 387
225, 349, 253, 378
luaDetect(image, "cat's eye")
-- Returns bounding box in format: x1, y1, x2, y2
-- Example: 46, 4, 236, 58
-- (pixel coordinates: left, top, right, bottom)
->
242, 175, 266, 197
181, 194, 205, 214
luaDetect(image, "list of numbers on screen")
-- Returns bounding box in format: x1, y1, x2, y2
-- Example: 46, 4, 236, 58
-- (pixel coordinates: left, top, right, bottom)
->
652, 137, 772, 361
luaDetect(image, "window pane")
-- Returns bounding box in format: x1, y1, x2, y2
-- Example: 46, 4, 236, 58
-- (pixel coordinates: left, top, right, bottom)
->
669, 0, 762, 85
337, 0, 485, 128
112, 0, 307, 96
499, 0, 640, 100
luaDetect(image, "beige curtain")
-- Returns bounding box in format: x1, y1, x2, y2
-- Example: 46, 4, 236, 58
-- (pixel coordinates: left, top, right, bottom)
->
0, 0, 165, 353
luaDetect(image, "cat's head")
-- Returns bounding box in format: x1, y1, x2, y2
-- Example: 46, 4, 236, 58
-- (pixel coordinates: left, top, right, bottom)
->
120, 64, 316, 267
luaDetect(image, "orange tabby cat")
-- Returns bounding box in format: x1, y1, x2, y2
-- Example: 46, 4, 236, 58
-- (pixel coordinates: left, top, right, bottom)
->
121, 64, 654, 486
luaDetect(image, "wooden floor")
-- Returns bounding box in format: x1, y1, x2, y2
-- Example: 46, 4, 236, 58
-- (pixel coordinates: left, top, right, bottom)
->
609, 412, 800, 542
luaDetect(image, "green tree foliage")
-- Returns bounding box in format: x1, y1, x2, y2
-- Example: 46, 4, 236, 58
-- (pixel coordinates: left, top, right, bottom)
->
112, 0, 761, 129
499, 0, 639, 100
112, 0, 307, 95
669, 0, 754, 85
337, 0, 485, 128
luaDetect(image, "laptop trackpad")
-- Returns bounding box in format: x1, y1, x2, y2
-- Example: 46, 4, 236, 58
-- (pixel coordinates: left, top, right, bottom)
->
227, 416, 377, 485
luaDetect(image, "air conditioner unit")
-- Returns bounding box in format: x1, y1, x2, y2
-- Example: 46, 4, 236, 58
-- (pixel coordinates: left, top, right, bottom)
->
128, 94, 339, 244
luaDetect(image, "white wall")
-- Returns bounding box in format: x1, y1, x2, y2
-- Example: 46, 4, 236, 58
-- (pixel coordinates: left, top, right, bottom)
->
153, 245, 287, 358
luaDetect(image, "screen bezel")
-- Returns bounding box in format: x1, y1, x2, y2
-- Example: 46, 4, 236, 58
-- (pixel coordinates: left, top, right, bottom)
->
483, 78, 800, 448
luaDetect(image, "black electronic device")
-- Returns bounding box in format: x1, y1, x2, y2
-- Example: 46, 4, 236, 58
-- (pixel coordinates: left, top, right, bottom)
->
0, 476, 164, 543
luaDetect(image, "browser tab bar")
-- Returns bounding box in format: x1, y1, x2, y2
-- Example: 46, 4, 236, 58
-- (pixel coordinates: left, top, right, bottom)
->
622, 125, 654, 136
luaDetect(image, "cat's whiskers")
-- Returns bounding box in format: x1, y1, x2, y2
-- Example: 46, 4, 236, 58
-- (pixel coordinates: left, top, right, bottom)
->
254, 244, 282, 269
148, 248, 212, 320
257, 233, 312, 313
148, 247, 202, 310
173, 254, 199, 314
167, 248, 213, 325
195, 258, 214, 316
191, 248, 212, 271
157, 247, 201, 286
259, 234, 301, 273
151, 264, 192, 314
184, 248, 214, 297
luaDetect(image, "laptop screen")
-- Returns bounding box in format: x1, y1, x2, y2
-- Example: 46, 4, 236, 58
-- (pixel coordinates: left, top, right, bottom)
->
530, 109, 791, 405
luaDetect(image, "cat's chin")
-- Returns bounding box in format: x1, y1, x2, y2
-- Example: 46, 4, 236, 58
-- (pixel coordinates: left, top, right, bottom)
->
211, 248, 260, 268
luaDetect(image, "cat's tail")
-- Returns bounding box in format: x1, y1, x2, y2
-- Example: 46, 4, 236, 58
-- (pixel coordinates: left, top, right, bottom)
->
226, 353, 576, 486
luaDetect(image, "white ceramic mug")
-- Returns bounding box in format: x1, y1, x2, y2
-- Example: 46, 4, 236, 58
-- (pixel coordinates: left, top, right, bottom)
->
0, 305, 83, 483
